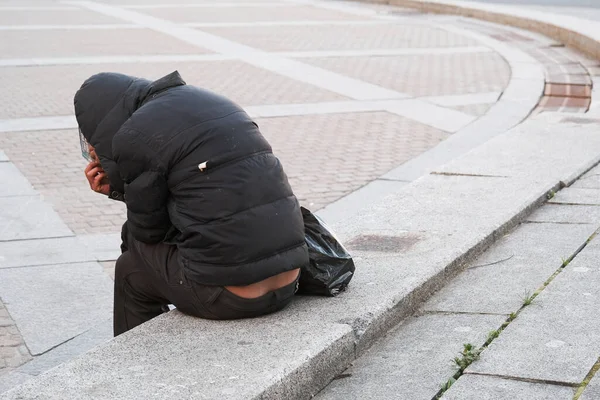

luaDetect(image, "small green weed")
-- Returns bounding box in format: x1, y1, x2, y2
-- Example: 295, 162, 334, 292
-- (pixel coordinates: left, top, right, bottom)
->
454, 343, 481, 370
487, 329, 500, 342
522, 292, 535, 307
440, 377, 456, 392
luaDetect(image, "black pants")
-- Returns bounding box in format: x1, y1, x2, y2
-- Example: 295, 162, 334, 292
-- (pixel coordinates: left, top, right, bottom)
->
114, 233, 297, 336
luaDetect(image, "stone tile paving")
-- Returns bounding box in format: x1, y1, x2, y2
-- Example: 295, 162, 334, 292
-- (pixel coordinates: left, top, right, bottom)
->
200, 23, 481, 52
318, 182, 600, 398
303, 52, 511, 97
0, 0, 541, 383
0, 9, 126, 26
0, 302, 31, 373
0, 61, 345, 119
138, 4, 370, 23
0, 29, 208, 59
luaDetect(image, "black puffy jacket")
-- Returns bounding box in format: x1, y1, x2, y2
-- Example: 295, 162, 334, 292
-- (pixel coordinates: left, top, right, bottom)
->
74, 71, 309, 286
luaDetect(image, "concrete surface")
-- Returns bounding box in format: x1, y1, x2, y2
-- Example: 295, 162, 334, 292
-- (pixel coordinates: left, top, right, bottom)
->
0, 0, 545, 387
0, 262, 113, 355
525, 204, 600, 224
581, 373, 600, 400
1, 312, 355, 400
315, 313, 506, 400
2, 0, 600, 397
467, 240, 600, 384
422, 222, 596, 314
442, 374, 575, 399
0, 196, 72, 241
549, 187, 600, 206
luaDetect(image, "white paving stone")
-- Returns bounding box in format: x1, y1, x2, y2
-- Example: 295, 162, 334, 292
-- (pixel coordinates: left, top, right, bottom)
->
0, 54, 232, 67
467, 240, 600, 384
282, 46, 493, 58
0, 196, 72, 241
549, 187, 600, 206
0, 163, 36, 197
384, 99, 476, 133
423, 222, 597, 315
421, 91, 500, 107
0, 116, 77, 133
0, 262, 113, 356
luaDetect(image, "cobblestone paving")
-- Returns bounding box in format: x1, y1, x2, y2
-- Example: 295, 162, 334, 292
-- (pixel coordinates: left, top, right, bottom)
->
303, 52, 511, 97
0, 61, 346, 119
0, 302, 31, 372
201, 23, 480, 51
137, 4, 369, 23
0, 29, 208, 59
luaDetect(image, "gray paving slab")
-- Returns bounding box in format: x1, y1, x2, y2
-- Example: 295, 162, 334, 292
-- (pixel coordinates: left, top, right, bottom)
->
0, 196, 72, 241
423, 222, 596, 314
0, 262, 113, 356
77, 233, 123, 262
0, 236, 90, 268
0, 163, 36, 197
467, 241, 600, 384
316, 179, 409, 226
549, 187, 600, 206
525, 204, 600, 224
315, 313, 506, 400
433, 118, 600, 184
581, 373, 600, 400
0, 233, 121, 269
0, 150, 8, 162
16, 318, 112, 377
1, 311, 355, 400
573, 163, 600, 189
0, 372, 33, 396
441, 374, 575, 400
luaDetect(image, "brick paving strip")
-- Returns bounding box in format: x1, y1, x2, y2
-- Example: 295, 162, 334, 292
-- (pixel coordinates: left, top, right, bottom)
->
0, 303, 31, 373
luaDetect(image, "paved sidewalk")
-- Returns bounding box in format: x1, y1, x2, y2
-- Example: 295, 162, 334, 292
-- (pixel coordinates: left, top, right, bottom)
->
0, 0, 523, 390
317, 145, 600, 400
0, 0, 595, 395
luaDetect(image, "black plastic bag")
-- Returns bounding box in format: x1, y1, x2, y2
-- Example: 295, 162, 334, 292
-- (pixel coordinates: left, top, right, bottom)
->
298, 207, 355, 296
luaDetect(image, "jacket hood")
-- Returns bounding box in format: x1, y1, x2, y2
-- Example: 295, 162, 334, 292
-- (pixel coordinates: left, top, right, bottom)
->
74, 70, 186, 192
74, 70, 186, 148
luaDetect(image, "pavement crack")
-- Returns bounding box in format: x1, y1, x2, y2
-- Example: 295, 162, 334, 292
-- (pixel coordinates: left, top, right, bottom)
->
465, 372, 579, 388
418, 310, 508, 317
523, 220, 593, 225
430, 171, 509, 178
468, 254, 514, 270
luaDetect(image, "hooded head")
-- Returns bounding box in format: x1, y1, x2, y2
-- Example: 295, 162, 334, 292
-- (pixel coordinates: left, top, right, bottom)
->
74, 71, 185, 193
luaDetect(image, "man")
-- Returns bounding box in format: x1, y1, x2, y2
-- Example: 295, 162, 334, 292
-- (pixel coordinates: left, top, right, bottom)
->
76, 71, 308, 336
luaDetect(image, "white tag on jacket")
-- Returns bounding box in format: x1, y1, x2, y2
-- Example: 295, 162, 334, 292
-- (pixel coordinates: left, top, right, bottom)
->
198, 161, 207, 172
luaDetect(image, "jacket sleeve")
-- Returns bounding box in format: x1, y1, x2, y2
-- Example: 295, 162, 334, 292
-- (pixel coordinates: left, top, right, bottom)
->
112, 129, 171, 244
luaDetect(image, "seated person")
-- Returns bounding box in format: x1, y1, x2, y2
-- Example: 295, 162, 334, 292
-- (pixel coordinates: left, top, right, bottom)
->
76, 71, 308, 336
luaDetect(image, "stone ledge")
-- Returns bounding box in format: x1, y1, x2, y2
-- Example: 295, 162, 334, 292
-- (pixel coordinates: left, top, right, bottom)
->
4, 113, 600, 399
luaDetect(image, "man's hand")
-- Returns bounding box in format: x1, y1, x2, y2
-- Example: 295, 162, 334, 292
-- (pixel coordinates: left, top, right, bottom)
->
85, 161, 110, 196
